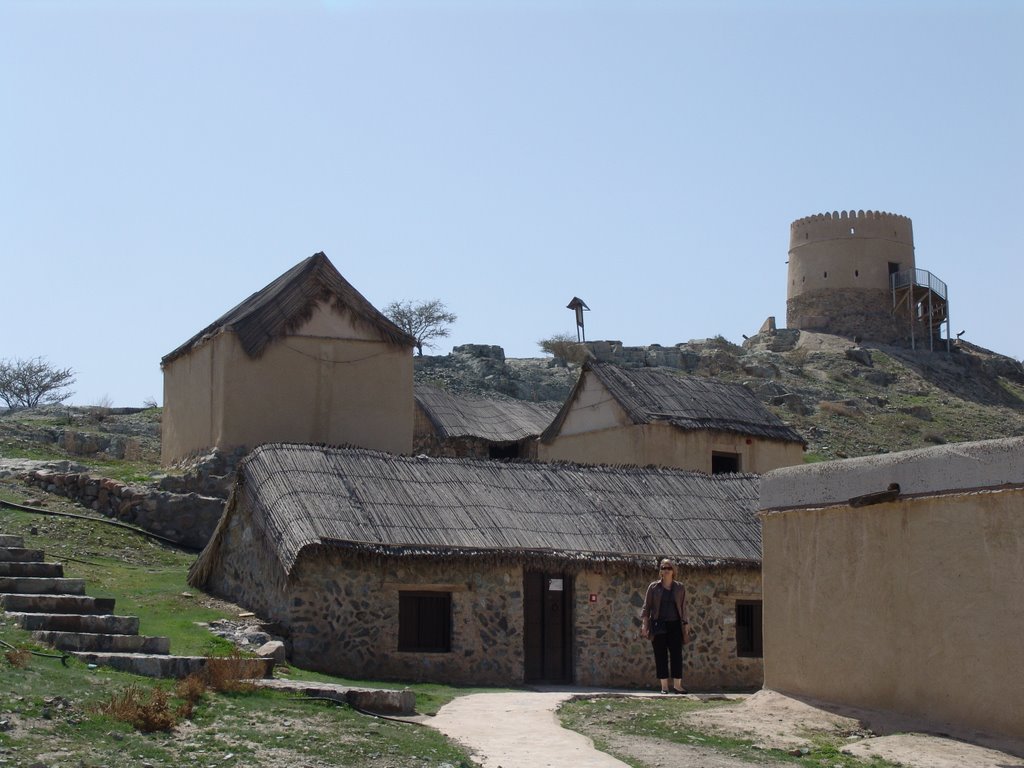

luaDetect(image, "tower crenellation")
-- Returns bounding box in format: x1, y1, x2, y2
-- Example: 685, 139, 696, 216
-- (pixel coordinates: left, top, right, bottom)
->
790, 210, 913, 250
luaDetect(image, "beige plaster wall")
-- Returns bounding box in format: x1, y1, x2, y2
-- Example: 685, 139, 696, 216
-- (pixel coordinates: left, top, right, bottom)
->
162, 302, 412, 464
762, 488, 1024, 743
539, 422, 802, 473
787, 211, 915, 299
161, 341, 222, 466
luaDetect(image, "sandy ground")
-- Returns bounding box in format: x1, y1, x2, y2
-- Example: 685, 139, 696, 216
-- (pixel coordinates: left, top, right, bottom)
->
428, 688, 1024, 768
682, 690, 1024, 768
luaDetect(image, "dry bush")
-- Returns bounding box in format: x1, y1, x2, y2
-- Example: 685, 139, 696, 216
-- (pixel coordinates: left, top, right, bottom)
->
95, 684, 177, 733
174, 673, 208, 719
203, 653, 266, 693
4, 648, 31, 668
538, 333, 591, 367
923, 431, 947, 444
818, 400, 863, 418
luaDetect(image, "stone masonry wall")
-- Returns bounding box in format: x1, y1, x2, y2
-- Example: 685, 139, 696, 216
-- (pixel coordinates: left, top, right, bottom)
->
574, 565, 763, 690
202, 504, 764, 689
18, 468, 224, 551
788, 288, 940, 347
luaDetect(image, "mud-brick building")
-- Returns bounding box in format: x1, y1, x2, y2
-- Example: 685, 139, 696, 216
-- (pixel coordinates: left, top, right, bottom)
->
786, 209, 950, 351
413, 384, 559, 459
760, 437, 1024, 746
537, 361, 805, 474
161, 253, 414, 466
189, 443, 767, 689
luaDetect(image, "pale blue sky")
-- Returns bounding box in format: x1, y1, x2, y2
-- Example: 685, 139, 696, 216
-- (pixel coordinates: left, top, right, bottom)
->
2, 0, 1021, 406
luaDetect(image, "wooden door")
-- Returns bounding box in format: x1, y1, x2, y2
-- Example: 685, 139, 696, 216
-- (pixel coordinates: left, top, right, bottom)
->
523, 570, 573, 683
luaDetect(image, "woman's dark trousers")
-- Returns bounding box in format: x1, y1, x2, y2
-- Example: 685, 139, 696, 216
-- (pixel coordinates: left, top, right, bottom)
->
651, 620, 683, 679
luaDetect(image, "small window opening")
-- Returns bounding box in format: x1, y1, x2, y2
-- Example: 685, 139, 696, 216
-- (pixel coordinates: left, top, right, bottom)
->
823, 271, 828, 278
711, 452, 741, 475
855, 269, 859, 277
399, 591, 452, 653
888, 262, 900, 275
850, 227, 855, 235
736, 600, 763, 657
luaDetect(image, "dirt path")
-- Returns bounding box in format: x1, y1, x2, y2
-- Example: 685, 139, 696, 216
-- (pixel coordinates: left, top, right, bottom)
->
427, 689, 1024, 768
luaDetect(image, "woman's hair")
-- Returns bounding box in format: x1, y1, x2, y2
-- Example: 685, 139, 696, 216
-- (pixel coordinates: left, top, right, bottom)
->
659, 558, 675, 571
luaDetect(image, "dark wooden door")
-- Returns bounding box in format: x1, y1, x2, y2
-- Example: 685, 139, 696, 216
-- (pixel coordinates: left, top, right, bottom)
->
523, 571, 572, 683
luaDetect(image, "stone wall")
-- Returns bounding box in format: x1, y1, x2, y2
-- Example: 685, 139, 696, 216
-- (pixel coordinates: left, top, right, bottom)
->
787, 288, 939, 347
583, 341, 702, 370
201, 503, 763, 689
18, 467, 224, 551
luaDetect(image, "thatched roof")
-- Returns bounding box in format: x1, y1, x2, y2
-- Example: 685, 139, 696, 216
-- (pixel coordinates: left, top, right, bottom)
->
415, 384, 559, 443
541, 361, 805, 445
190, 443, 762, 585
162, 252, 413, 366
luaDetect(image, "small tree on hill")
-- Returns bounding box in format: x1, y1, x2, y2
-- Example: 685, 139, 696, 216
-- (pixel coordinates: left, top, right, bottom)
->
538, 333, 591, 367
384, 299, 458, 356
0, 357, 76, 411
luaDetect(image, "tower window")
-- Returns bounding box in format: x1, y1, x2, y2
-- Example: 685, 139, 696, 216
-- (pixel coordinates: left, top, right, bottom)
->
855, 270, 859, 277
850, 227, 855, 235
823, 271, 828, 278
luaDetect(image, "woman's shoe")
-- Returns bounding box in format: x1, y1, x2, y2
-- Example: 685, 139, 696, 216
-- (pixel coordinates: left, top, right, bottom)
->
659, 689, 670, 694
672, 687, 688, 694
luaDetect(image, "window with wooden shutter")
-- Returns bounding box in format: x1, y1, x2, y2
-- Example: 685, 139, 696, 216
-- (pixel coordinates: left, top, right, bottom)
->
398, 591, 452, 653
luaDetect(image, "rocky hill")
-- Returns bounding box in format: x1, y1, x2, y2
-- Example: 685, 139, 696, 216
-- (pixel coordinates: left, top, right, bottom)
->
415, 333, 1024, 461
1, 330, 1022, 474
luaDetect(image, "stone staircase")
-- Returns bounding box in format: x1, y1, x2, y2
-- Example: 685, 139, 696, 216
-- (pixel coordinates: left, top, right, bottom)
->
0, 532, 273, 679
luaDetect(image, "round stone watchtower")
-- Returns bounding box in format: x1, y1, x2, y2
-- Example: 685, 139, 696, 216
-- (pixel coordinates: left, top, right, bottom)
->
787, 210, 947, 347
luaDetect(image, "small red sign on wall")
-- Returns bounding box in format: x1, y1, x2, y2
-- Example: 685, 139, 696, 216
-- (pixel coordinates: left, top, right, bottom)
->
589, 593, 597, 603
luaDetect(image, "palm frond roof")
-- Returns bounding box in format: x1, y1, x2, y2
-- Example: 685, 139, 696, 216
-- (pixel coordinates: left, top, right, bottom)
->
415, 384, 559, 442
542, 361, 804, 444
163, 252, 413, 365
190, 443, 762, 584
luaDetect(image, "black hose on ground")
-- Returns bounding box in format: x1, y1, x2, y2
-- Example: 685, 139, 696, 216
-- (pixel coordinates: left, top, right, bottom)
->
0, 637, 70, 666
0, 499, 197, 552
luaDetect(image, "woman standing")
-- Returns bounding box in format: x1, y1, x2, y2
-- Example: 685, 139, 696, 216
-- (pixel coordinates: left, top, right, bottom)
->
640, 558, 690, 693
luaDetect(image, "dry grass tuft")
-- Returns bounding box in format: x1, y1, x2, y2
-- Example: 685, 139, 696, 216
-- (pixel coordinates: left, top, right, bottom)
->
174, 673, 208, 718
95, 684, 177, 733
4, 648, 31, 668
203, 652, 266, 693
818, 400, 863, 418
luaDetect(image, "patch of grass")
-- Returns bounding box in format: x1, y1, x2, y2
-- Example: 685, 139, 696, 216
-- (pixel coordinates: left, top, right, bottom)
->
0, 619, 477, 766
802, 452, 829, 463
560, 698, 902, 768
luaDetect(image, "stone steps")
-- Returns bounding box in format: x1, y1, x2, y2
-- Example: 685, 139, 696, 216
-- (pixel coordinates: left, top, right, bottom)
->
72, 652, 274, 680
31, 630, 171, 654
0, 561, 64, 577
7, 611, 140, 634
1, 593, 117, 614
0, 530, 272, 679
0, 576, 85, 595
0, 547, 46, 563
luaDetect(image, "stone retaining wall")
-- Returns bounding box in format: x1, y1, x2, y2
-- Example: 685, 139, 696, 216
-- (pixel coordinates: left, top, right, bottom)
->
18, 468, 224, 551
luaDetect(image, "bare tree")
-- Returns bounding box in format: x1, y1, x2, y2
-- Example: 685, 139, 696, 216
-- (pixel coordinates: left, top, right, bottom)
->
384, 299, 458, 356
0, 357, 76, 411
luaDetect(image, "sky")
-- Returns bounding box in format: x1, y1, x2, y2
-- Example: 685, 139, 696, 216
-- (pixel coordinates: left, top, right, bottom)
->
2, 0, 1021, 407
